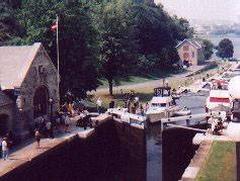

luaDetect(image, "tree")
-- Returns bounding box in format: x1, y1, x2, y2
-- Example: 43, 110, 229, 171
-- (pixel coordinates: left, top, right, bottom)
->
202, 39, 214, 60
132, 4, 193, 71
0, 2, 24, 45
216, 38, 234, 59
96, 0, 137, 95
14, 0, 99, 98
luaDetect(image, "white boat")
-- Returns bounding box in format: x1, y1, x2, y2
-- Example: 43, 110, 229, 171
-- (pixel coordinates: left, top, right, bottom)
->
173, 107, 191, 116
146, 87, 180, 123
205, 80, 231, 113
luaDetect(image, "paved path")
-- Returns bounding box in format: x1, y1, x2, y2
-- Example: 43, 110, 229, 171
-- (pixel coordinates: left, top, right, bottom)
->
0, 114, 111, 177
0, 127, 94, 177
93, 60, 231, 96
93, 64, 210, 95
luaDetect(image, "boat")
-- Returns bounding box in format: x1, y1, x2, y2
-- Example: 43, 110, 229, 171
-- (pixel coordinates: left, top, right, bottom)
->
146, 86, 181, 123
205, 79, 231, 113
173, 107, 191, 116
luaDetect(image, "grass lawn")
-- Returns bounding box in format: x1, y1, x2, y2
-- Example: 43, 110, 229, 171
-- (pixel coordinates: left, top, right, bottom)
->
98, 69, 186, 88
98, 76, 156, 88
196, 141, 237, 181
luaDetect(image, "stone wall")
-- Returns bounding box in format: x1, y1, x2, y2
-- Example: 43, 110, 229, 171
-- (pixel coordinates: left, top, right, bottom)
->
114, 120, 146, 180
0, 118, 146, 181
19, 45, 59, 133
162, 128, 200, 181
0, 104, 15, 132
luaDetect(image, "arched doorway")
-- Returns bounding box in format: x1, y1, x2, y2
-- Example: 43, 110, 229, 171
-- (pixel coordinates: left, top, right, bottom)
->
0, 114, 9, 136
33, 86, 49, 118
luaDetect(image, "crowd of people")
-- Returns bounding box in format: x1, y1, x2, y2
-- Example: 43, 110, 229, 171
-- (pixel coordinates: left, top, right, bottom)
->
125, 96, 149, 116
33, 96, 95, 149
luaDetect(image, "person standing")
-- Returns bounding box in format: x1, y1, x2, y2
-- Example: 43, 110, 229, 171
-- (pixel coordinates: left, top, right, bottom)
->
96, 97, 102, 114
46, 121, 53, 138
2, 138, 8, 160
64, 114, 71, 133
144, 103, 149, 114
35, 130, 41, 148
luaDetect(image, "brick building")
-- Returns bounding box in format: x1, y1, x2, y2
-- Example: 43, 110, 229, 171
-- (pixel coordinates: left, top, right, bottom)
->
0, 43, 59, 138
176, 39, 204, 66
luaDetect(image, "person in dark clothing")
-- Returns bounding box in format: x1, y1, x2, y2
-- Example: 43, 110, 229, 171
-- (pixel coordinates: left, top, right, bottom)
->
35, 130, 41, 148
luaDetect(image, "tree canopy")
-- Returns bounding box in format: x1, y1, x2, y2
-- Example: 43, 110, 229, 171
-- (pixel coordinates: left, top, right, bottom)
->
12, 0, 99, 98
132, 4, 193, 72
202, 39, 214, 60
94, 0, 137, 95
216, 38, 234, 59
1, 0, 194, 96
0, 2, 24, 45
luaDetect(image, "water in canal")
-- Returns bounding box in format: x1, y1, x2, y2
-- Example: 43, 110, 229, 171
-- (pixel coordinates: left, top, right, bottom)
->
146, 91, 208, 181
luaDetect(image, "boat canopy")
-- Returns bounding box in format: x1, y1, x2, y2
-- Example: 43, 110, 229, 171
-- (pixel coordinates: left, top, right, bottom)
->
209, 90, 229, 99
150, 96, 172, 104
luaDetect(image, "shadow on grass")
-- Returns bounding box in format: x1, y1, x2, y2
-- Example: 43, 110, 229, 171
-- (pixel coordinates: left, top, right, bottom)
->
111, 92, 153, 103
98, 69, 188, 88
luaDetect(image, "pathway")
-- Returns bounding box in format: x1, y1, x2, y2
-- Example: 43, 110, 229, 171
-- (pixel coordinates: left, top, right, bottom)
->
93, 61, 218, 95
0, 127, 93, 177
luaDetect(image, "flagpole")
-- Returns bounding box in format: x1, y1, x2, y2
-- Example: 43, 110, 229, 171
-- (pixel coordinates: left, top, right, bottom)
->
56, 15, 60, 104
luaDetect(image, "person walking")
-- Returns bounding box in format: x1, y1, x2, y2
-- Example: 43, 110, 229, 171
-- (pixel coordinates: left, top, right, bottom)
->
2, 138, 8, 160
35, 130, 41, 148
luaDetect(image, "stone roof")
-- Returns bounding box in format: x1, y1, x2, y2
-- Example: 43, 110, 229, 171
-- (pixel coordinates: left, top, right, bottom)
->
0, 91, 13, 107
176, 39, 202, 49
0, 43, 41, 90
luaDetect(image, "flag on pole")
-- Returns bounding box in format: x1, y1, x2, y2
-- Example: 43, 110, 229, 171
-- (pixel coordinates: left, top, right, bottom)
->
51, 21, 58, 31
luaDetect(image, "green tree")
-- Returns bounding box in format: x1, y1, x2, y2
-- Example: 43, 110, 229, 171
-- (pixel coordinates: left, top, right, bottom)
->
132, 3, 192, 72
0, 2, 24, 45
96, 0, 137, 95
216, 38, 234, 59
202, 39, 214, 60
12, 0, 99, 98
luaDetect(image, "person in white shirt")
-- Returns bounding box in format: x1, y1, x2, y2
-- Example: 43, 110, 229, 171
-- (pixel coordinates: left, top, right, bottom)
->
2, 138, 8, 160
96, 97, 102, 114
65, 115, 71, 132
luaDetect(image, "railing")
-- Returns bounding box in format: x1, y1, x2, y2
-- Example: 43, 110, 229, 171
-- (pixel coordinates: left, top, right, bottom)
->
107, 108, 146, 125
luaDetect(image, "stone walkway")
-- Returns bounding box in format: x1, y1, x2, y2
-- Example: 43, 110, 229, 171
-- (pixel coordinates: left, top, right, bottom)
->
0, 126, 94, 177
0, 114, 112, 177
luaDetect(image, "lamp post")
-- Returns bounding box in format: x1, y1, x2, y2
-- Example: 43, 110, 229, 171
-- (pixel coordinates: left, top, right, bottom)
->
49, 98, 53, 122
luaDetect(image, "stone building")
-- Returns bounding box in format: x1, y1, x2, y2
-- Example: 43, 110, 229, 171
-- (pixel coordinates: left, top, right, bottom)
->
176, 39, 204, 66
0, 43, 59, 138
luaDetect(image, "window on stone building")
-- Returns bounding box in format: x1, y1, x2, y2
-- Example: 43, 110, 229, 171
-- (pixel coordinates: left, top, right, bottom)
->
32, 67, 37, 77
183, 45, 189, 51
192, 51, 195, 58
38, 65, 44, 74
183, 52, 189, 59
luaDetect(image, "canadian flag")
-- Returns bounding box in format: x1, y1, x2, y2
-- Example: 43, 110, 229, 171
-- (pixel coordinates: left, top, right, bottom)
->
51, 21, 58, 31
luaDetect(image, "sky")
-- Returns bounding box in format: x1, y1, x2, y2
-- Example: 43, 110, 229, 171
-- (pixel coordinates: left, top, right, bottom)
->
156, 0, 240, 23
